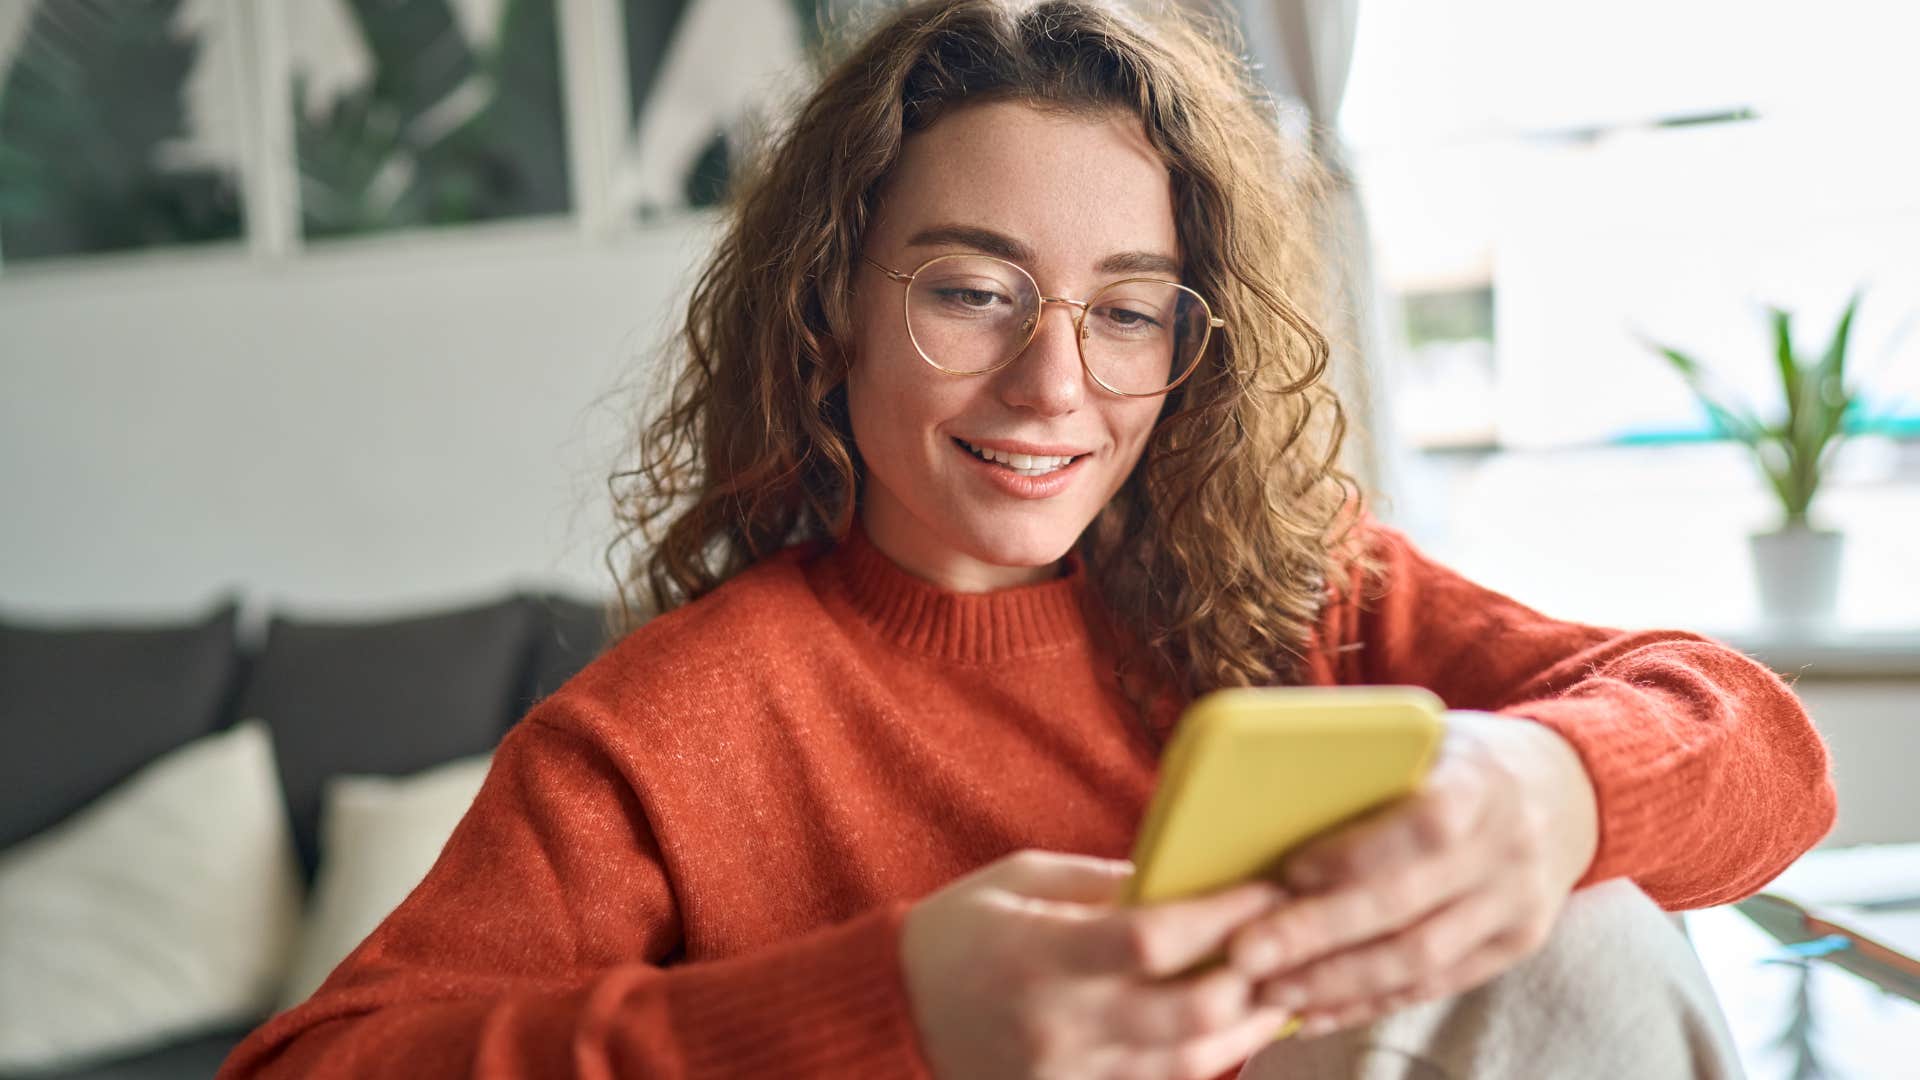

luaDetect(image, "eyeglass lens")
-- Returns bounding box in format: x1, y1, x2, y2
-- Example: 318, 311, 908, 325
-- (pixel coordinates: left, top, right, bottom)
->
904, 254, 1208, 394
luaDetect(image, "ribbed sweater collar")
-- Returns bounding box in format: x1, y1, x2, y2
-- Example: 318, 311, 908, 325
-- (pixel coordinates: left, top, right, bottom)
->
811, 518, 1092, 663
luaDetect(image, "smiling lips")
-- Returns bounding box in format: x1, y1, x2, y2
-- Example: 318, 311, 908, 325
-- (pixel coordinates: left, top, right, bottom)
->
955, 437, 1089, 476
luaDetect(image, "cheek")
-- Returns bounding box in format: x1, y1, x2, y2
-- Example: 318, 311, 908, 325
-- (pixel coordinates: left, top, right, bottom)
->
845, 328, 945, 457
1109, 401, 1163, 464
847, 310, 982, 441
844, 361, 891, 460
844, 307, 902, 445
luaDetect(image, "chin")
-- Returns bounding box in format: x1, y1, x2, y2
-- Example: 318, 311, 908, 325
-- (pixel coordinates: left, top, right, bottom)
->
954, 511, 1085, 569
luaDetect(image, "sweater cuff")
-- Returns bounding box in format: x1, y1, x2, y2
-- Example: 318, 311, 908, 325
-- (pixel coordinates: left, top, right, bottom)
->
1497, 696, 1668, 893
613, 898, 935, 1079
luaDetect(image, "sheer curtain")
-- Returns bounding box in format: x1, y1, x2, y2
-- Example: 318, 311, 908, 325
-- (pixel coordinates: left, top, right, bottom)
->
1226, 0, 1412, 523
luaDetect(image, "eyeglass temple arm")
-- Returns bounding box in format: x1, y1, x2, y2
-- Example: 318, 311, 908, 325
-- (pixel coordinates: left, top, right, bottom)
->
862, 255, 914, 284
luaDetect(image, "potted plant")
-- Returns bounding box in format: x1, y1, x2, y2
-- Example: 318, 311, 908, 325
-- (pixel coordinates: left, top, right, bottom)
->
1641, 291, 1865, 627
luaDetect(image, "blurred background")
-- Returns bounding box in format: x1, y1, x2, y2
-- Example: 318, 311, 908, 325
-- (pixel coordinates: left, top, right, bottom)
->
0, 1, 1915, 1076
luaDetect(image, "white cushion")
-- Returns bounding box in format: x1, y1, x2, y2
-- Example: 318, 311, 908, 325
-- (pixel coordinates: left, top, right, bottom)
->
0, 718, 302, 1073
278, 754, 493, 1008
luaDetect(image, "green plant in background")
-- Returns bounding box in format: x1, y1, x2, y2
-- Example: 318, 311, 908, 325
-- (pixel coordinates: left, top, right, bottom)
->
0, 0, 244, 260
1642, 291, 1866, 530
297, 0, 570, 238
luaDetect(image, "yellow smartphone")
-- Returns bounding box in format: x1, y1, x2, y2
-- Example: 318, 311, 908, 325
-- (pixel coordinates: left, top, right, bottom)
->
1122, 685, 1447, 1040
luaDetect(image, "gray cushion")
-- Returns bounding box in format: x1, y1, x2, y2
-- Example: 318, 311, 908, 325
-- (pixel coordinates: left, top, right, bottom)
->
236, 597, 535, 880
516, 592, 613, 717
0, 600, 240, 851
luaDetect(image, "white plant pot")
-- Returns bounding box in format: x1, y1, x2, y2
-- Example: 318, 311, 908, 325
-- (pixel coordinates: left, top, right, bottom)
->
1747, 523, 1845, 628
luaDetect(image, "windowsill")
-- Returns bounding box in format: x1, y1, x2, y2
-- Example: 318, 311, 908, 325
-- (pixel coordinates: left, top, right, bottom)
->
1704, 626, 1920, 680
1389, 438, 1920, 678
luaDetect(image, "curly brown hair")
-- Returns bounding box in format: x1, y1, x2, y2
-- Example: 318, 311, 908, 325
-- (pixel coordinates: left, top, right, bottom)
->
606, 0, 1385, 705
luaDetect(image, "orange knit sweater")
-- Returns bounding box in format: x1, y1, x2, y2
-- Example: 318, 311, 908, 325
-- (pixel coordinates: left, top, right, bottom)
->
217, 514, 1836, 1079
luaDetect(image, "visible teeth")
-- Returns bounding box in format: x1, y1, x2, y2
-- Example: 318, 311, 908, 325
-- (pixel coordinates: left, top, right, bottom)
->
960, 439, 1078, 473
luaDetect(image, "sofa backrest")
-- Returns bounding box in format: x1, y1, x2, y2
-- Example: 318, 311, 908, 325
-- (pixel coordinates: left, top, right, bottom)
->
0, 592, 616, 880
0, 599, 243, 851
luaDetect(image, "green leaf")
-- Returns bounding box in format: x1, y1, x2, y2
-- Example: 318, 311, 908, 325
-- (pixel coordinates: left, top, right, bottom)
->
1650, 342, 1769, 445
1752, 441, 1797, 513
1819, 290, 1861, 399
1804, 292, 1864, 463
1813, 394, 1858, 476
1771, 306, 1804, 443
298, 0, 479, 237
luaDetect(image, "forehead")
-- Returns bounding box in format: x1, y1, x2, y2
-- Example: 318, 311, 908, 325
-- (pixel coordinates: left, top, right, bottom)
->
872, 99, 1180, 273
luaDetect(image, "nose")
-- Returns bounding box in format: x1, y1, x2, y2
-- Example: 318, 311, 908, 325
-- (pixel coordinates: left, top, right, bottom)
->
997, 299, 1087, 416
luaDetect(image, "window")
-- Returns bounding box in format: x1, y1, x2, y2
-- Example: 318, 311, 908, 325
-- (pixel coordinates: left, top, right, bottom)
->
0, 0, 247, 263
289, 0, 571, 240
1341, 0, 1919, 452
0, 0, 823, 267
616, 0, 816, 219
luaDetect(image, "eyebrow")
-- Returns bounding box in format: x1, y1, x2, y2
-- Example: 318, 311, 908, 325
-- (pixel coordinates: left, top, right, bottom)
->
903, 223, 1183, 278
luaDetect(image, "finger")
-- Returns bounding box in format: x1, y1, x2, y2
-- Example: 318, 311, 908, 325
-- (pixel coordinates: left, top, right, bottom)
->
1090, 1005, 1297, 1080
1397, 928, 1528, 1004
1289, 996, 1382, 1041
1291, 931, 1524, 1040
1278, 752, 1488, 895
1230, 842, 1483, 980
1063, 879, 1283, 977
1252, 880, 1510, 1013
992, 848, 1137, 903
1101, 962, 1258, 1047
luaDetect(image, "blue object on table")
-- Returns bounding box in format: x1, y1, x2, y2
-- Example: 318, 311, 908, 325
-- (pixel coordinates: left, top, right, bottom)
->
1759, 933, 1853, 964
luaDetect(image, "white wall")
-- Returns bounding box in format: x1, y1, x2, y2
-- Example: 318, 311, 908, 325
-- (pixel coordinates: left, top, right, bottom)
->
0, 215, 720, 624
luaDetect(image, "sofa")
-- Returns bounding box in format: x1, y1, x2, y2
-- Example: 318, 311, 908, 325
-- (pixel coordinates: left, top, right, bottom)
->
0, 591, 615, 1079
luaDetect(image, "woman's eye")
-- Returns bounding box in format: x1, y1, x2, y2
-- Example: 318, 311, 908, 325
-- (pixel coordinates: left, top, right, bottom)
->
934, 287, 1007, 309
1098, 305, 1162, 330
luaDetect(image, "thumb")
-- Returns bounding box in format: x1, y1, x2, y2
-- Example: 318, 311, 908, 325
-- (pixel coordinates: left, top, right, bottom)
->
988, 849, 1137, 904
1059, 879, 1285, 979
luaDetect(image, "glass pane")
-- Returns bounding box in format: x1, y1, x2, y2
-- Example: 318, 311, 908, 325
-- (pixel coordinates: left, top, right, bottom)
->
1395, 287, 1496, 450
905, 255, 1039, 373
619, 0, 824, 218
290, 0, 570, 240
0, 0, 245, 263
1084, 281, 1201, 395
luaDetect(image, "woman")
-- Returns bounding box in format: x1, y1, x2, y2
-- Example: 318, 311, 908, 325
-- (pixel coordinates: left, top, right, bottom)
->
220, 1, 1835, 1077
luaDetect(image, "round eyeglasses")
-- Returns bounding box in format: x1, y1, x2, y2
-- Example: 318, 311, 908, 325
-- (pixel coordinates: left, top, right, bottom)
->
862, 252, 1224, 398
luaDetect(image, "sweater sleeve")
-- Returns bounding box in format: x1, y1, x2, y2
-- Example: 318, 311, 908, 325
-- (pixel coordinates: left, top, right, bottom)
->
215, 701, 935, 1080
1331, 515, 1837, 911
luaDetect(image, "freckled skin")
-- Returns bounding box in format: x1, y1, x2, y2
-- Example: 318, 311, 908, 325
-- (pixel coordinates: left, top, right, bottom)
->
846, 100, 1179, 593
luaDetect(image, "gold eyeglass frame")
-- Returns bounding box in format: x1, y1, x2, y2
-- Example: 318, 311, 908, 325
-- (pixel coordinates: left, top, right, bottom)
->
861, 252, 1224, 398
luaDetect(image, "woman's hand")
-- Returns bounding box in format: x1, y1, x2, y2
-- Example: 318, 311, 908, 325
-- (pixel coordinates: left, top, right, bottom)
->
900, 849, 1299, 1080
1225, 710, 1600, 1039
